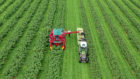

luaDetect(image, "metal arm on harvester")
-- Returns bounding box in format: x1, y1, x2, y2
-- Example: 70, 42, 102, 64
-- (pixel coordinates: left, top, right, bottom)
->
49, 28, 80, 50
65, 31, 79, 37
65, 31, 79, 34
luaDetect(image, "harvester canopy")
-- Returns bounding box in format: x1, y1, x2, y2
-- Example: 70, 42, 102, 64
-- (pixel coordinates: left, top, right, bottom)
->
49, 28, 79, 50
53, 28, 64, 36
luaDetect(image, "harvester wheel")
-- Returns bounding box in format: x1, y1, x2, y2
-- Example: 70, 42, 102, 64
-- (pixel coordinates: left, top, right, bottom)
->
79, 57, 82, 63
86, 57, 89, 63
78, 48, 80, 55
69, 34, 70, 37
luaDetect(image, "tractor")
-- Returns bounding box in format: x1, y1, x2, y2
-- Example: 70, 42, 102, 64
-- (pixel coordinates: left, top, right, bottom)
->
49, 28, 79, 50
77, 28, 88, 63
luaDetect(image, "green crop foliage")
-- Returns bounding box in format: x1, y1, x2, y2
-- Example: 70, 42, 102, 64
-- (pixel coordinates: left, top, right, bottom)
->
0, 0, 140, 79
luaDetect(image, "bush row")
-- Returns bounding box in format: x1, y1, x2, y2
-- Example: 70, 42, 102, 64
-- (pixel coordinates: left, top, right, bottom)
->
105, 0, 140, 78
1, 0, 49, 78
88, 0, 123, 78
0, 0, 41, 70
0, 0, 33, 43
0, 0, 15, 14
105, 0, 140, 52
97, 0, 140, 78
112, 0, 140, 34
0, 0, 5, 5
122, 0, 140, 18
0, 0, 25, 26
79, 0, 102, 78
129, 0, 140, 9
15, 0, 57, 78
45, 0, 66, 79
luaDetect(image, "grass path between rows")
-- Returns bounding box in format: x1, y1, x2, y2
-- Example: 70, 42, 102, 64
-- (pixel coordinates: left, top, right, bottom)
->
61, 0, 91, 79
83, 0, 113, 78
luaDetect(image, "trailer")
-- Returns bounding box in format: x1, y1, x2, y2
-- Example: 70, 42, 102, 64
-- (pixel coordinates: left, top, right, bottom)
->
77, 28, 88, 63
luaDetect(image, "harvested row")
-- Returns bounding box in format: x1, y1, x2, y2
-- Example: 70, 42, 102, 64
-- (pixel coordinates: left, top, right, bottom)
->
0, 0, 140, 78
129, 0, 140, 9
97, 0, 137, 78
61, 0, 91, 79
86, 0, 112, 78
0, 0, 50, 78
104, 0, 140, 52
112, 0, 140, 34
79, 0, 101, 78
0, 0, 15, 14
122, 0, 140, 18
0, 0, 33, 43
0, 0, 41, 71
105, 0, 140, 78
90, 0, 125, 78
0, 0, 25, 26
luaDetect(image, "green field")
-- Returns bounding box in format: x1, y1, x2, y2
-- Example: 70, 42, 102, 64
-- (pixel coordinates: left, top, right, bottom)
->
0, 0, 140, 79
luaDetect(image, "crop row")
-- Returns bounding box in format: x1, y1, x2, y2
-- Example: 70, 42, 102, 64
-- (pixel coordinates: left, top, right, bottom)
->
105, 0, 140, 78
129, 0, 140, 9
45, 0, 66, 79
86, 0, 114, 78
46, 50, 63, 79
0, 0, 5, 5
89, 0, 130, 78
0, 0, 15, 14
0, 0, 41, 71
0, 0, 50, 78
112, 0, 140, 34
15, 0, 57, 78
36, 0, 58, 78
97, 0, 140, 78
0, 0, 25, 26
122, 0, 140, 18
0, 0, 33, 43
104, 0, 140, 52
79, 0, 102, 78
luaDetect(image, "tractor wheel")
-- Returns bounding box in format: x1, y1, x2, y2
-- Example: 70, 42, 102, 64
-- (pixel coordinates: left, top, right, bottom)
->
86, 57, 89, 63
79, 57, 82, 63
78, 49, 80, 55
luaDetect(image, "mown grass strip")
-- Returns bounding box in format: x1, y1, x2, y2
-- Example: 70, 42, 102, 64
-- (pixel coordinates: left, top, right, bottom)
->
97, 0, 137, 78
80, 1, 101, 79
79, 0, 101, 78
109, 1, 139, 56
102, 0, 140, 52
89, 0, 125, 78
62, 0, 90, 78
112, 0, 140, 34
0, 0, 41, 72
105, 0, 140, 78
82, 0, 113, 78
121, 0, 140, 18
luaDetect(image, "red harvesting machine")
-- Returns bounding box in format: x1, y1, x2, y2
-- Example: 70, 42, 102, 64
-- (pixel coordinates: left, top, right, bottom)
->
49, 28, 79, 50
